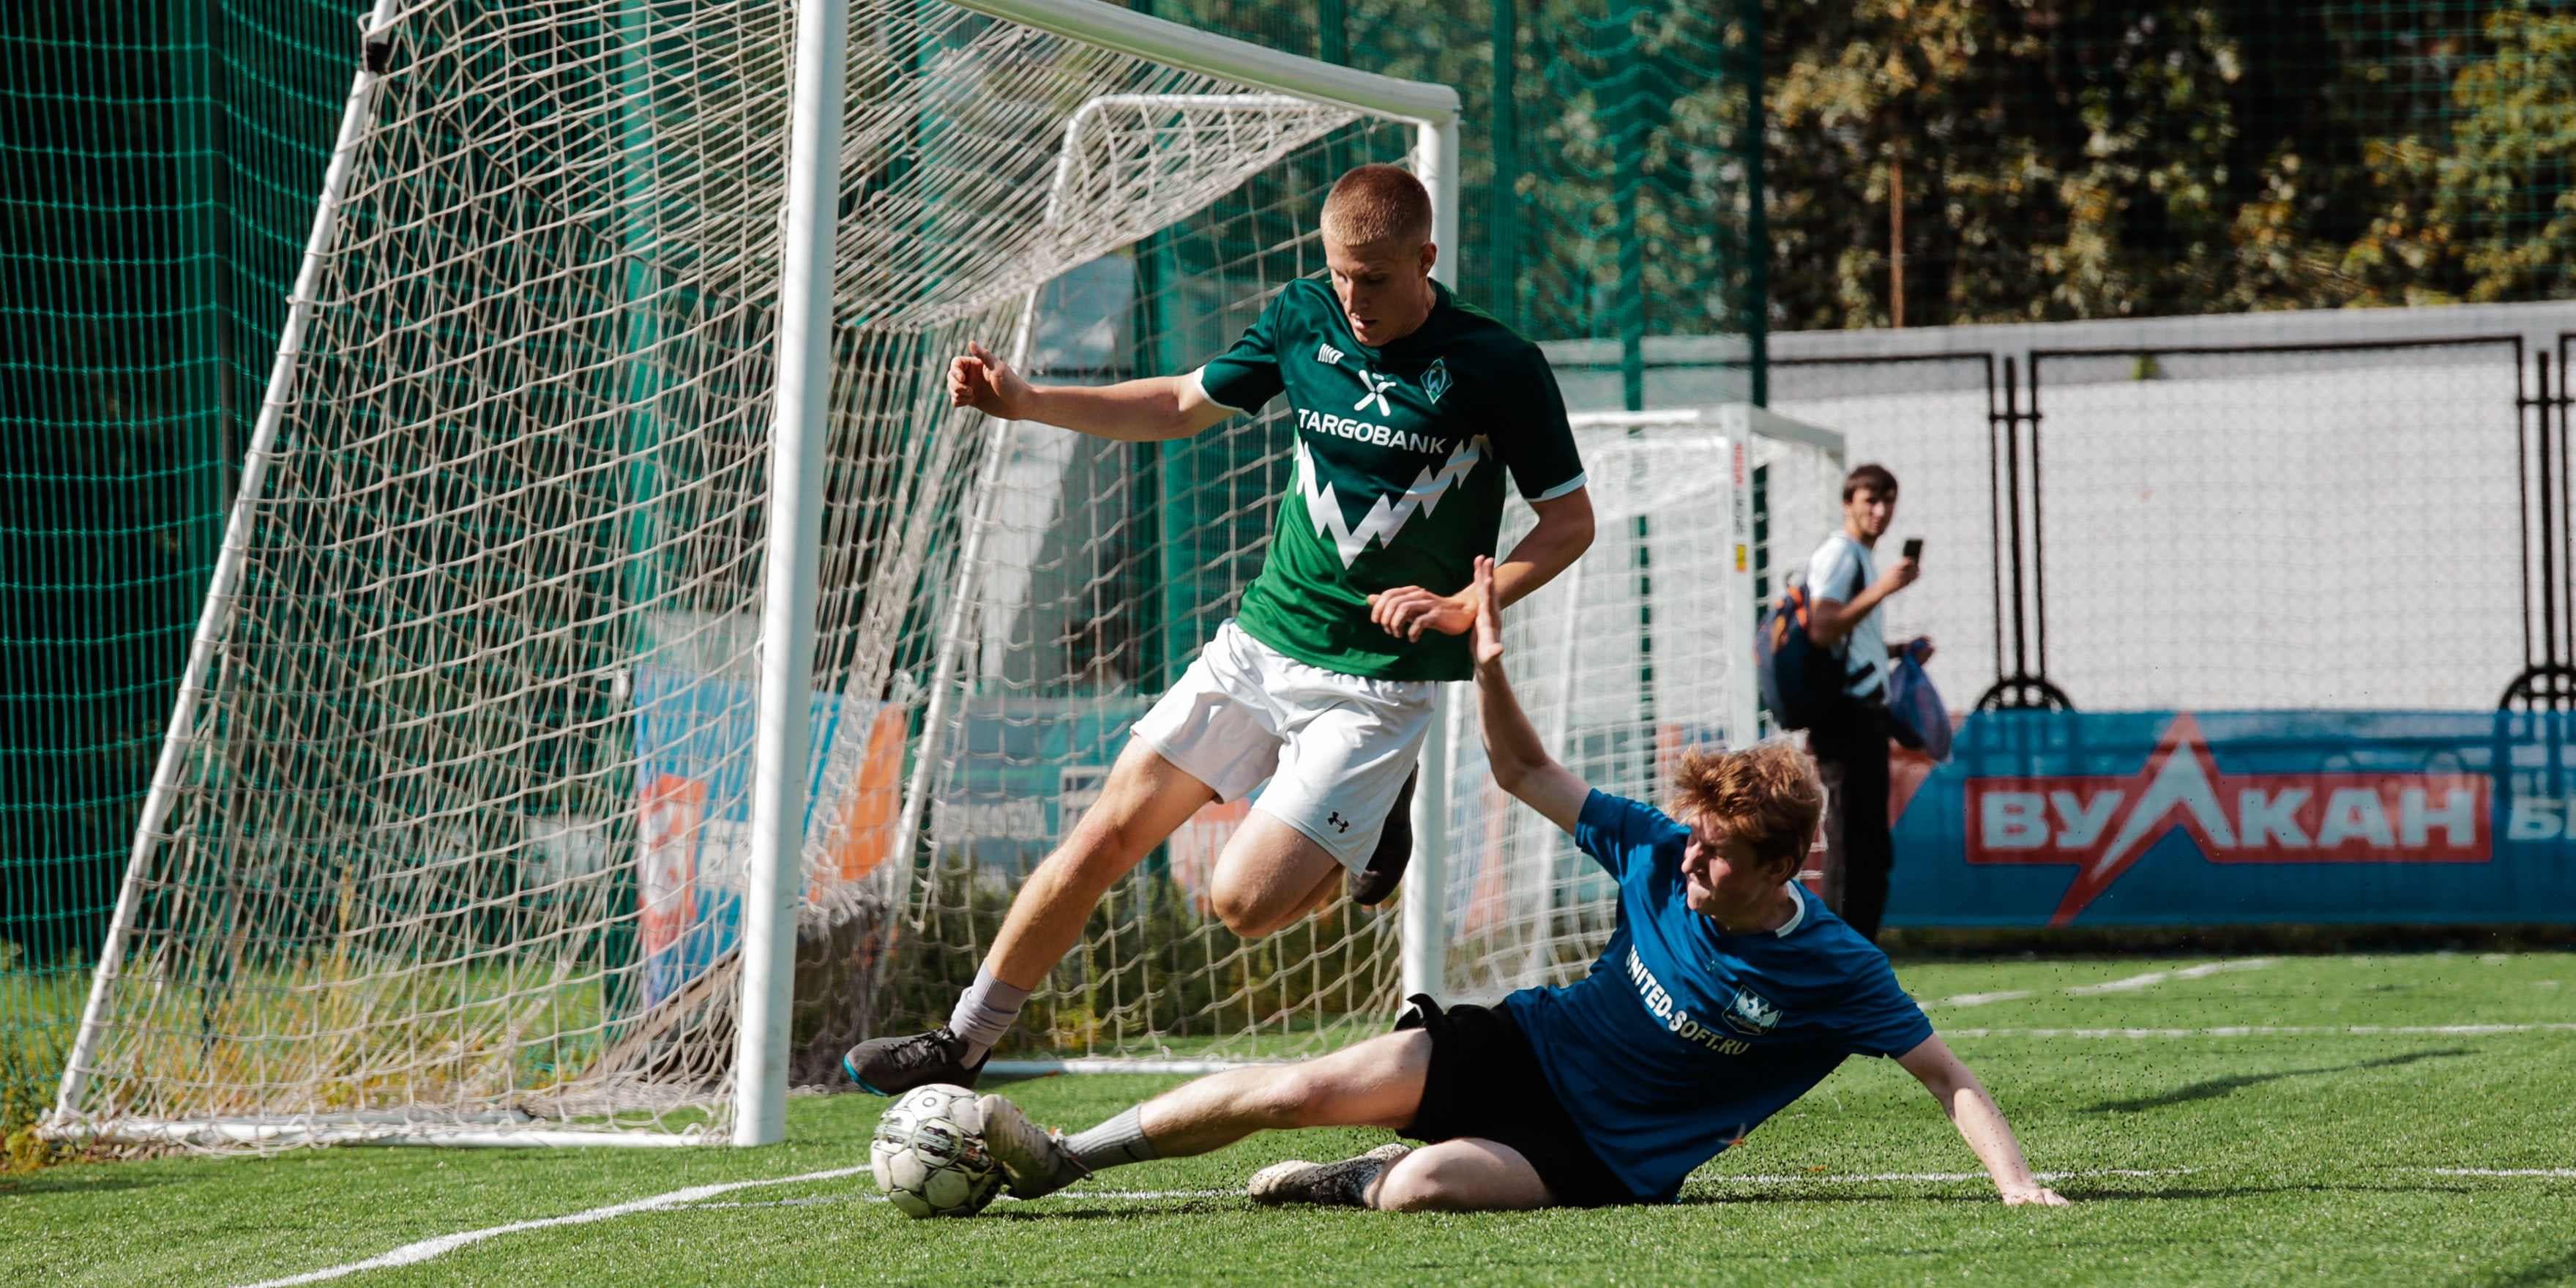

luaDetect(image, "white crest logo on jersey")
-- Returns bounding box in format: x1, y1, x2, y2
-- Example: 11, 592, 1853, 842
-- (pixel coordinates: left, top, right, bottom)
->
1352, 369, 1398, 416
1293, 434, 1487, 567
1316, 342, 1345, 366
1722, 987, 1784, 1037
1422, 358, 1452, 403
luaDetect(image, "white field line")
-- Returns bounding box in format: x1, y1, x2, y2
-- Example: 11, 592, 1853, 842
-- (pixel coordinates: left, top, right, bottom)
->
236, 1165, 872, 1288
1923, 989, 2035, 1008
245, 1159, 2576, 1284
1944, 1022, 2576, 1038
2065, 958, 2280, 994
1923, 958, 2275, 1010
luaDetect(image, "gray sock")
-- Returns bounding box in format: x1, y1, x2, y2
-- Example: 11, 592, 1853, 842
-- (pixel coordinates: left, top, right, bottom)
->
945, 969, 1031, 1063
1066, 1106, 1158, 1173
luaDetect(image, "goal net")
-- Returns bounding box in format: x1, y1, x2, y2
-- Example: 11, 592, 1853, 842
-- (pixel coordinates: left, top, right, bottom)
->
50, 0, 1454, 1150
960, 405, 1848, 1073
1438, 408, 1845, 1005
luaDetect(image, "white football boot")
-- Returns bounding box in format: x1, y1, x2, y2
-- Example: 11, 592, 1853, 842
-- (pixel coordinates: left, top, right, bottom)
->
1247, 1142, 1413, 1207
976, 1094, 1091, 1199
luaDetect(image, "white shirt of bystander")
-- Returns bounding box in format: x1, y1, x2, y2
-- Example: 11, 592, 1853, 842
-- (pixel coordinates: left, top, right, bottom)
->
1805, 533, 1887, 699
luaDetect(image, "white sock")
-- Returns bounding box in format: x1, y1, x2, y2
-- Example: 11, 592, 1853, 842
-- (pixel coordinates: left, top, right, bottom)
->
1067, 1106, 1157, 1173
945, 969, 1029, 1063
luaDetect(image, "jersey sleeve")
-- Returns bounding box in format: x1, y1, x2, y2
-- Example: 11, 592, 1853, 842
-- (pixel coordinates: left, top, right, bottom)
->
1572, 789, 1684, 879
1806, 538, 1866, 603
1832, 956, 1936, 1059
1491, 346, 1586, 502
1192, 289, 1289, 414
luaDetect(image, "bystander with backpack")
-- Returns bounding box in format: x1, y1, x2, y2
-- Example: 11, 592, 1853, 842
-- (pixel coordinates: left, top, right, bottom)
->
1791, 464, 1930, 942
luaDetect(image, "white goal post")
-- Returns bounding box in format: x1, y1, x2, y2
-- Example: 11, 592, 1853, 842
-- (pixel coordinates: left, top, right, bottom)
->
48, 0, 1457, 1152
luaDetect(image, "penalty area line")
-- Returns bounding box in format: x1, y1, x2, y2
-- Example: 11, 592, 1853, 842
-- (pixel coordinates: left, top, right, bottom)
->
1923, 958, 2277, 1010
235, 1165, 873, 1288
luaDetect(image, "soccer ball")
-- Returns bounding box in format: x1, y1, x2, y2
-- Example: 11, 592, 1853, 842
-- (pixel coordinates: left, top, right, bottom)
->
870, 1083, 1004, 1218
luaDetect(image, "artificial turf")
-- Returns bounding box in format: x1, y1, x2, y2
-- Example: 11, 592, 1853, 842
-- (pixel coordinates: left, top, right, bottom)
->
10, 953, 2572, 1287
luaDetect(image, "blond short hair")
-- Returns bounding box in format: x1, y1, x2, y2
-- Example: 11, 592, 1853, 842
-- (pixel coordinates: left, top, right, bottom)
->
1668, 742, 1825, 871
1321, 163, 1434, 247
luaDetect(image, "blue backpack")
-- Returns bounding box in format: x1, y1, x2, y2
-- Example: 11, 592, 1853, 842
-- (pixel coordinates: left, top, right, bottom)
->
1755, 578, 1857, 732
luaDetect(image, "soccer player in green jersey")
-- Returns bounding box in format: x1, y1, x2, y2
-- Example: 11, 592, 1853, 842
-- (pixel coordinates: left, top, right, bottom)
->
845, 165, 1597, 1096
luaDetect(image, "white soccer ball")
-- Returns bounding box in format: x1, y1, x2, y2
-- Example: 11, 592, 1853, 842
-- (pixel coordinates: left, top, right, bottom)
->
870, 1083, 1004, 1218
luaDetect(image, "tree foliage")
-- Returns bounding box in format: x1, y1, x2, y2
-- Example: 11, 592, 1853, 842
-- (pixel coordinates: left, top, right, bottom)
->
1766, 0, 2574, 330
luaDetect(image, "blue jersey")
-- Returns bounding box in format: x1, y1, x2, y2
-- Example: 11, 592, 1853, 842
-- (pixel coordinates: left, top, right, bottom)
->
1501, 791, 1935, 1202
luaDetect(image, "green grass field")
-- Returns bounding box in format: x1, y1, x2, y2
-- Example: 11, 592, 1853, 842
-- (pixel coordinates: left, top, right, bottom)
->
10, 953, 2574, 1287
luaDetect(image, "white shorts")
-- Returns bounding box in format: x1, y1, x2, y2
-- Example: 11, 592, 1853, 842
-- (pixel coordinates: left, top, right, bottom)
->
1130, 619, 1437, 871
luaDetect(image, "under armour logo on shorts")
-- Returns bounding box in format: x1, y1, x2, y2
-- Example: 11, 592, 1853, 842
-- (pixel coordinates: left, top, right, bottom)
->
1327, 811, 1351, 833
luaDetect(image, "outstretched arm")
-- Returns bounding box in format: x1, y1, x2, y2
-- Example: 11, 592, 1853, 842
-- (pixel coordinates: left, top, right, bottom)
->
1896, 1034, 2070, 1206
1371, 487, 1594, 641
1807, 552, 1917, 647
1468, 554, 1591, 834
949, 341, 1231, 442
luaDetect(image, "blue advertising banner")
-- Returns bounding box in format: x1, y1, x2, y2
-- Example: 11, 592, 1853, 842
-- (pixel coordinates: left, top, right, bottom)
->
631, 665, 882, 1007
1886, 710, 2576, 926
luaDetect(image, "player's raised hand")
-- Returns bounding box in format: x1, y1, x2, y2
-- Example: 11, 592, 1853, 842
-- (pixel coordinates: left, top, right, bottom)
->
947, 341, 1028, 419
1366, 581, 1476, 643
1469, 555, 1503, 667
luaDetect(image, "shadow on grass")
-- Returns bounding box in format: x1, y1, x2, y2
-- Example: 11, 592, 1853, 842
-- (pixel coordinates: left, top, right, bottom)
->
2083, 1048, 2471, 1114
1676, 1191, 1994, 1207
1681, 1180, 2482, 1206
0, 1170, 177, 1198
2075, 1181, 2476, 1202
815, 1071, 1064, 1096
988, 1175, 2504, 1217
2482, 1246, 2576, 1288
982, 1201, 1238, 1221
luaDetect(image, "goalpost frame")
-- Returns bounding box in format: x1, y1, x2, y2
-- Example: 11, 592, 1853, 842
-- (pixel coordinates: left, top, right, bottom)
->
52, 0, 1462, 1150
732, 0, 850, 1149
786, 0, 1466, 1139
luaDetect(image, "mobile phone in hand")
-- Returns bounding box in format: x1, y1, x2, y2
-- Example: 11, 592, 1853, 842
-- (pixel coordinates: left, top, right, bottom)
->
1901, 537, 1924, 562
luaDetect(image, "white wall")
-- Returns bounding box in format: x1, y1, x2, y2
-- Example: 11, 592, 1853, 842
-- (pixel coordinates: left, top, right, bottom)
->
1547, 301, 2572, 712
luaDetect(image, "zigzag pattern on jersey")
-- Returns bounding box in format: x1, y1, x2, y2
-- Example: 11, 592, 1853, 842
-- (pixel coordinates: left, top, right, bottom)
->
1293, 433, 1489, 567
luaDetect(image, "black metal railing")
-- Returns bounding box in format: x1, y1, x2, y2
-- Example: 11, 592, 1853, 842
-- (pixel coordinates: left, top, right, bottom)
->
1776, 332, 2561, 713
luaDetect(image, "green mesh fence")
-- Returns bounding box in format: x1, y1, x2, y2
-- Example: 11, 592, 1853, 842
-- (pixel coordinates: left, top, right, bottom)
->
1766, 0, 2576, 330
0, 2, 359, 1138
1144, 0, 1768, 404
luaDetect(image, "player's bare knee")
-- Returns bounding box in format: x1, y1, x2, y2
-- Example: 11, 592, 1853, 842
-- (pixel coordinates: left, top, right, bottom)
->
1367, 1154, 1458, 1212
1207, 879, 1288, 938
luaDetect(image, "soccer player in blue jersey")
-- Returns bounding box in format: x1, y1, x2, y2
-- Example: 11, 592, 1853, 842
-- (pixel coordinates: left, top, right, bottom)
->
976, 556, 2068, 1210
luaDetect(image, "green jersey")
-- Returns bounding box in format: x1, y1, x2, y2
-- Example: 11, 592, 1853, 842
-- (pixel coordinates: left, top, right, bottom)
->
1195, 278, 1586, 682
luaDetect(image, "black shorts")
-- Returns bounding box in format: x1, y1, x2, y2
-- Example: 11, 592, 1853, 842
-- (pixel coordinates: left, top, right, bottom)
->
1395, 994, 1640, 1208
